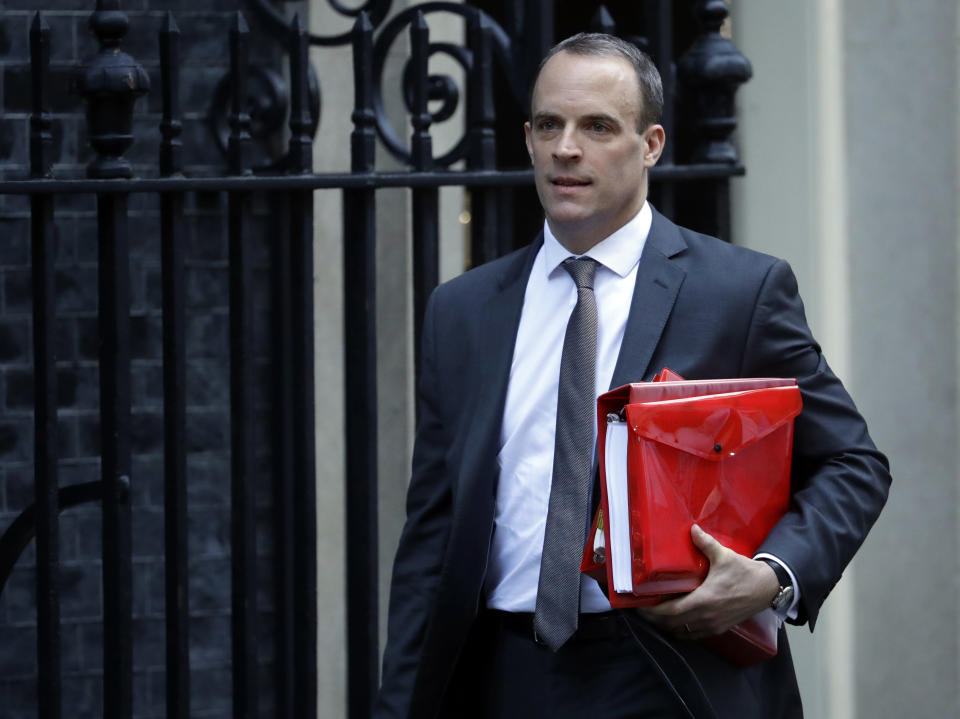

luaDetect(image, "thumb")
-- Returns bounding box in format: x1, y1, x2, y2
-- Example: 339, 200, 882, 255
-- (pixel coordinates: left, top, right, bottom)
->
691, 524, 726, 564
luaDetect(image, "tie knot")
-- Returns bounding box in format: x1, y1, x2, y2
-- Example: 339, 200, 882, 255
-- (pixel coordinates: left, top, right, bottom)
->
562, 257, 598, 290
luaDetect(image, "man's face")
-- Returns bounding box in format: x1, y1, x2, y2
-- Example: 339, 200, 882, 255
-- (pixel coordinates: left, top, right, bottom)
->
525, 51, 663, 253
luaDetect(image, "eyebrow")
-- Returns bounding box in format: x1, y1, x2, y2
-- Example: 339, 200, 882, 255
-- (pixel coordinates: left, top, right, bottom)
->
581, 113, 621, 129
532, 111, 561, 124
531, 111, 623, 129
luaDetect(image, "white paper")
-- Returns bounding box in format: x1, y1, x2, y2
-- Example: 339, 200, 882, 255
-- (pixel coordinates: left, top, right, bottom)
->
605, 421, 633, 593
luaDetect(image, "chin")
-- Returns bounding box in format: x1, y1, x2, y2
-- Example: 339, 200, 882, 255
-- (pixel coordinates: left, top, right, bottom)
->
545, 203, 593, 225
546, 217, 587, 237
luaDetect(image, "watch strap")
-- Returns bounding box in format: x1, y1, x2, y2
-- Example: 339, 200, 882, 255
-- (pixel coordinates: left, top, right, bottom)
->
759, 558, 791, 590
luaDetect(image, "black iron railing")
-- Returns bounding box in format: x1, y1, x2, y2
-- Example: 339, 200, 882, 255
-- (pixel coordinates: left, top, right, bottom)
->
0, 1, 751, 718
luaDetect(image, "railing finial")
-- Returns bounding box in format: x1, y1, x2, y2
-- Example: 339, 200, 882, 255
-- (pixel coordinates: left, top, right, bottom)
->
677, 0, 752, 164
78, 0, 150, 179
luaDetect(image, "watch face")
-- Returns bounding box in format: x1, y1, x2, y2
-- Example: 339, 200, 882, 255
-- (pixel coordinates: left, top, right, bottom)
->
772, 585, 795, 611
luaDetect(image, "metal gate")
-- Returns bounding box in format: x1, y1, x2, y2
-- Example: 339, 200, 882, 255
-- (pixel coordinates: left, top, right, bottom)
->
0, 1, 751, 717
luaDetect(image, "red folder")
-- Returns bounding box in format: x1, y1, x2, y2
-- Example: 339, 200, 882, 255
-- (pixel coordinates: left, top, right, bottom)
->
580, 370, 802, 665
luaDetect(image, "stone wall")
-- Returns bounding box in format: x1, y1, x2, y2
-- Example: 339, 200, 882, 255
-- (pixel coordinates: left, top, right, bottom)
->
0, 2, 295, 716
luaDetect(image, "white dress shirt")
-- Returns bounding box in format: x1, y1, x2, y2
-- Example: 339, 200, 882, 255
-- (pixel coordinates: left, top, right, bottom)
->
485, 204, 652, 613
483, 200, 801, 620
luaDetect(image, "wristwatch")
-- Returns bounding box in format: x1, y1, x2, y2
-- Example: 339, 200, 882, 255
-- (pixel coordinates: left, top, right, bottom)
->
759, 558, 794, 611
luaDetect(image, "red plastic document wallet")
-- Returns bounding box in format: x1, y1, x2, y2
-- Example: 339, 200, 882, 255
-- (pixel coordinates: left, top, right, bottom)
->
580, 371, 802, 665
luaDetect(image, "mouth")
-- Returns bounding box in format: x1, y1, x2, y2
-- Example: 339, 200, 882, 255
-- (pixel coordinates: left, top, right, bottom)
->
550, 176, 591, 196
550, 176, 591, 187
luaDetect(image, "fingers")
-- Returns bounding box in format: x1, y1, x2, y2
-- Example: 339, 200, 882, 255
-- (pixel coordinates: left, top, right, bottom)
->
690, 523, 726, 564
640, 593, 689, 617
638, 605, 727, 640
634, 604, 687, 638
635, 605, 712, 640
636, 595, 705, 638
634, 529, 758, 640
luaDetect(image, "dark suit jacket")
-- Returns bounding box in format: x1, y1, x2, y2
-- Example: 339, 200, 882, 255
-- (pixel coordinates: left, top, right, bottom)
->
375, 209, 891, 719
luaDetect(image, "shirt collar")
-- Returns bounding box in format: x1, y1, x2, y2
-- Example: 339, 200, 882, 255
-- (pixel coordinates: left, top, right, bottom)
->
541, 202, 652, 279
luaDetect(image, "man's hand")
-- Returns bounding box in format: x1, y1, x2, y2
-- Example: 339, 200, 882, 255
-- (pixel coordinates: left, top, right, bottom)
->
637, 524, 780, 640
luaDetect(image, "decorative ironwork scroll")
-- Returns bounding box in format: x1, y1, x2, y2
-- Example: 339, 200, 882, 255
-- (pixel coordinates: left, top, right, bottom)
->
369, 2, 516, 166
224, 0, 755, 173
235, 0, 524, 169
208, 46, 321, 171
247, 0, 393, 47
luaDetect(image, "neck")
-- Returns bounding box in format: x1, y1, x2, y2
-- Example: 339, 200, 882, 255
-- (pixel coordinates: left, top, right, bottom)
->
550, 196, 648, 256
552, 230, 602, 256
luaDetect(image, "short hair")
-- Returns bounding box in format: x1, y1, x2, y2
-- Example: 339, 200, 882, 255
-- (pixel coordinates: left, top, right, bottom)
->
531, 32, 664, 132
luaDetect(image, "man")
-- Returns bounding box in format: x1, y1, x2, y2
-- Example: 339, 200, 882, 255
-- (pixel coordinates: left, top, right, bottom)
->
375, 33, 890, 719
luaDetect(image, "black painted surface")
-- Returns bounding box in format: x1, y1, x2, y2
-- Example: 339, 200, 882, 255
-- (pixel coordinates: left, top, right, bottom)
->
0, 2, 289, 717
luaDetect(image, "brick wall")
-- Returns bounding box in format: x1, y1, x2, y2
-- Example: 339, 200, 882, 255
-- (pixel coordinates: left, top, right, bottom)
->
0, 2, 297, 716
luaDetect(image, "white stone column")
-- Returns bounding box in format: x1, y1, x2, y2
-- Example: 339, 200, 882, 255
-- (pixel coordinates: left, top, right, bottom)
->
308, 7, 351, 717
842, 2, 958, 717
732, 1, 960, 716
307, 2, 466, 716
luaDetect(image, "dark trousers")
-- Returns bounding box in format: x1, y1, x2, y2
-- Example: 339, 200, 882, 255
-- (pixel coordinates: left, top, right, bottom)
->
441, 610, 697, 719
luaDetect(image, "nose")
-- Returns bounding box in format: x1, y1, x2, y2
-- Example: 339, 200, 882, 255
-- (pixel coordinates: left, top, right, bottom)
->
553, 127, 582, 161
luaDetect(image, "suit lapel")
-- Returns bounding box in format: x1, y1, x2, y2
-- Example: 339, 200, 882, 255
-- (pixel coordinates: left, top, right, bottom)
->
415, 244, 540, 709
457, 238, 541, 501
460, 214, 687, 492
463, 211, 686, 446
610, 209, 688, 388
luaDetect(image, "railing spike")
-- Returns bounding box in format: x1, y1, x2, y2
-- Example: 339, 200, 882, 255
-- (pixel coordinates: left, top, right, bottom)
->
159, 11, 182, 177
409, 10, 433, 171
30, 10, 49, 33
233, 9, 249, 35
351, 11, 376, 173
356, 8, 373, 34
590, 5, 617, 35
162, 9, 178, 33
412, 8, 427, 31
228, 11, 251, 175
287, 11, 313, 173
29, 11, 53, 179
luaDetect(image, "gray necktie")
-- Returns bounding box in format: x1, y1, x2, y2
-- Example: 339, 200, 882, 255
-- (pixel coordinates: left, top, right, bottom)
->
534, 257, 599, 651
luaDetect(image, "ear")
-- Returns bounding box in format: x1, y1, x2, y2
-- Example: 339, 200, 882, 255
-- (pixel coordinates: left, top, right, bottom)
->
642, 124, 666, 168
524, 121, 534, 165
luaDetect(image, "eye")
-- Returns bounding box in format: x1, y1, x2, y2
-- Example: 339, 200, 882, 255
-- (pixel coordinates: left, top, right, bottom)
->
589, 122, 609, 133
537, 119, 557, 131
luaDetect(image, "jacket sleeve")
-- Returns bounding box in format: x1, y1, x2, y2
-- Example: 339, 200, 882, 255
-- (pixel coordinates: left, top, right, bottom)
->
741, 259, 891, 629
374, 289, 455, 719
